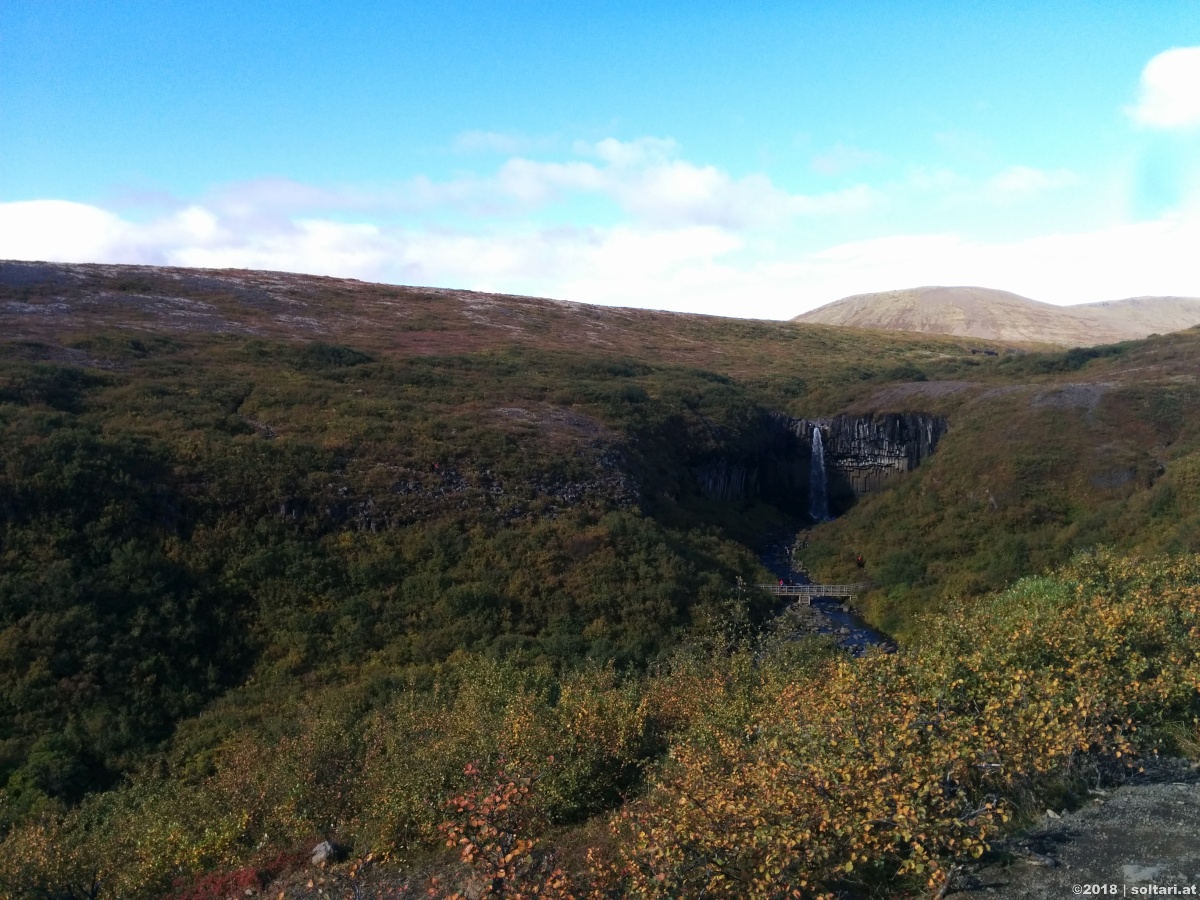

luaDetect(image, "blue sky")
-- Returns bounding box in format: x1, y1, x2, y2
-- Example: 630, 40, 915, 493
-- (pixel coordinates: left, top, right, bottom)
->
2, 2, 1199, 317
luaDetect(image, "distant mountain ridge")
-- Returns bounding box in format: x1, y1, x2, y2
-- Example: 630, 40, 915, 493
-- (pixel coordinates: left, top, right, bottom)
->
793, 286, 1200, 346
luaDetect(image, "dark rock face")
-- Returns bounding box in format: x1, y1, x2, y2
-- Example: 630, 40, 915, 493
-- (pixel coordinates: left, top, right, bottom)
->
691, 412, 947, 517
693, 460, 757, 502
809, 413, 948, 502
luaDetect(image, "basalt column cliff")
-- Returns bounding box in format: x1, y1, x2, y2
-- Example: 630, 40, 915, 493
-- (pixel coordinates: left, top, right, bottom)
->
692, 412, 947, 517
791, 413, 948, 515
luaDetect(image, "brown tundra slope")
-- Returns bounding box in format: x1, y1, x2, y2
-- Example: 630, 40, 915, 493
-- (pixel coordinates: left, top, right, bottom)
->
794, 285, 1200, 347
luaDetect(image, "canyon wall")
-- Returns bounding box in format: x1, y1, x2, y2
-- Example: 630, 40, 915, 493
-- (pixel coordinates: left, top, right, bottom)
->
793, 413, 948, 500
693, 460, 759, 502
692, 412, 948, 517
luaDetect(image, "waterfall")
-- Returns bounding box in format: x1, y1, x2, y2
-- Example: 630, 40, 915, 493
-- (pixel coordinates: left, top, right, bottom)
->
809, 426, 830, 522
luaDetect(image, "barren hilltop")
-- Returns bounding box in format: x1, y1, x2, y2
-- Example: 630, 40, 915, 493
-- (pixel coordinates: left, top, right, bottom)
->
793, 285, 1200, 346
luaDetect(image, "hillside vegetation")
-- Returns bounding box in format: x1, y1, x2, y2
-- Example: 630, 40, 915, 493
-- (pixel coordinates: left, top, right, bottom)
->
3, 553, 1197, 898
1, 262, 1199, 897
806, 329, 1200, 637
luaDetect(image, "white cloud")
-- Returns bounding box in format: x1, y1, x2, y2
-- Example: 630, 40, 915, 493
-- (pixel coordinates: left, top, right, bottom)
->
2, 137, 1196, 321
169, 219, 397, 278
207, 178, 378, 216
4, 193, 1199, 321
580, 138, 878, 227
188, 139, 871, 229
983, 166, 1080, 203
810, 144, 885, 176
494, 158, 607, 205
419, 137, 879, 228
585, 136, 680, 167
0, 200, 130, 263
398, 224, 743, 295
1129, 47, 1200, 130
615, 162, 782, 227
789, 216, 1200, 308
896, 164, 1079, 208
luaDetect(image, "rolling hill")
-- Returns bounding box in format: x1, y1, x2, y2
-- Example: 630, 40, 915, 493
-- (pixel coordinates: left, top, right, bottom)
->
793, 285, 1200, 346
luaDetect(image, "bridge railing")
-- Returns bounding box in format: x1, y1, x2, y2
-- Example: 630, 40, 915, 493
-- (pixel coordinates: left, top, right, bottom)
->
754, 583, 873, 598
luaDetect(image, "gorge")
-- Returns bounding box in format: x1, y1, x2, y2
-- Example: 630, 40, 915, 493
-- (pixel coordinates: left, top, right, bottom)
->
694, 411, 949, 520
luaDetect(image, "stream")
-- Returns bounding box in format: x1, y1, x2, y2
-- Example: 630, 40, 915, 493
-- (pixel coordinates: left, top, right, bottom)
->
758, 529, 895, 656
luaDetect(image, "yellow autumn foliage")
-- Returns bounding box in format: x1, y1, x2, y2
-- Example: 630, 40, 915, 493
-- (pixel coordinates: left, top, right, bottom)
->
2, 551, 1198, 899
602, 551, 1200, 898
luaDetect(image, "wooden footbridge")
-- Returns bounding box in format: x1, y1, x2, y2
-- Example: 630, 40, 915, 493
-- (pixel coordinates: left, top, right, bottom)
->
756, 583, 872, 601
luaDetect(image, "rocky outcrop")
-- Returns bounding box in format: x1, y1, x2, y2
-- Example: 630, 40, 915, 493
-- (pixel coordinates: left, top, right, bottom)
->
311, 839, 342, 866
804, 413, 947, 497
691, 412, 947, 517
694, 461, 760, 501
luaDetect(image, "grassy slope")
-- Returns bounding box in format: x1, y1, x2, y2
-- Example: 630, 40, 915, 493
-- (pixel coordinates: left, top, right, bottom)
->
802, 331, 1200, 636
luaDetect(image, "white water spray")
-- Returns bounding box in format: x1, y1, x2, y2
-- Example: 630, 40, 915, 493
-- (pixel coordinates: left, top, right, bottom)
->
809, 426, 830, 522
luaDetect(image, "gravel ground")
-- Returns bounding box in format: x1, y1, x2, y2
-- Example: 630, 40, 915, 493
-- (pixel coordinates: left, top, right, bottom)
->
947, 760, 1200, 899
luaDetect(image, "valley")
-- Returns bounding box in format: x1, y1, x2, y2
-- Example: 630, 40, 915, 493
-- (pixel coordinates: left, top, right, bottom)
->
1, 261, 1199, 898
